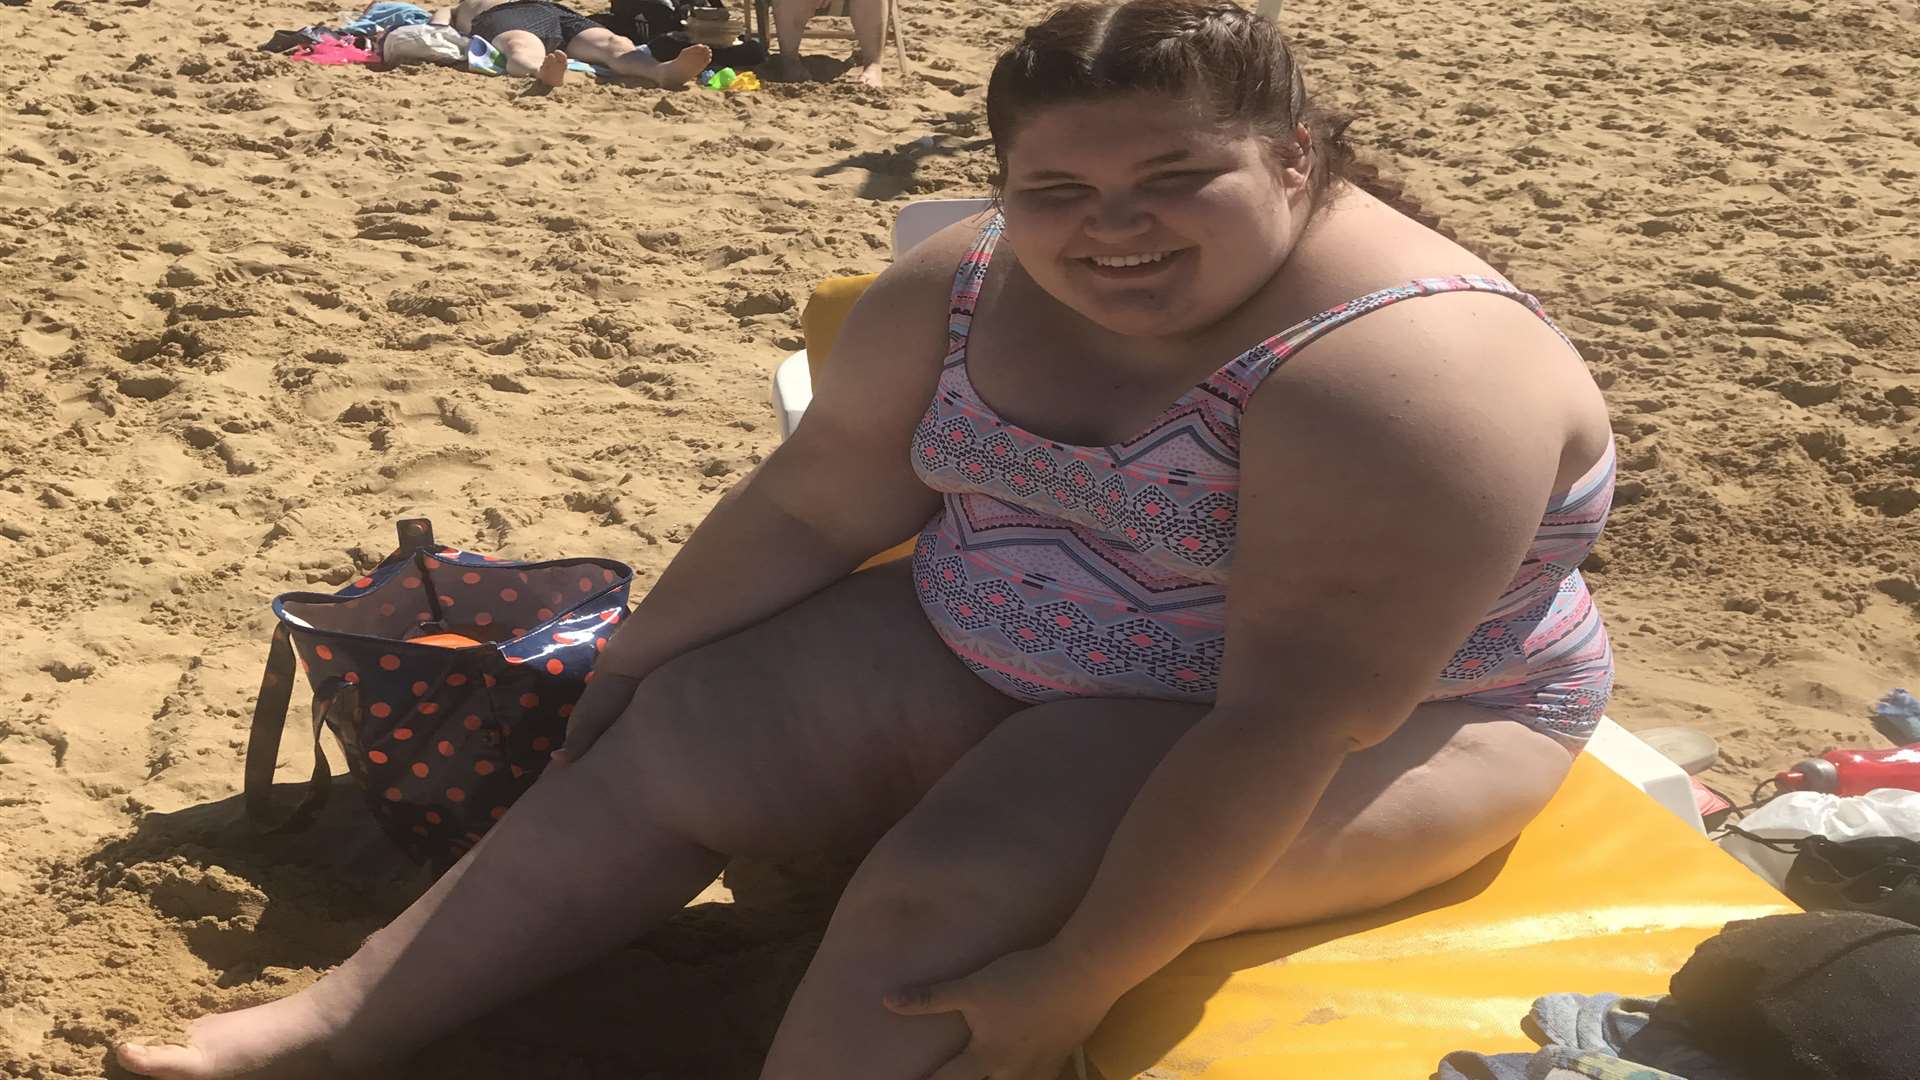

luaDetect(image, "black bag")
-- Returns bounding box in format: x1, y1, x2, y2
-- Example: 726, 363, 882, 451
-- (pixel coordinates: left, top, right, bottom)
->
596, 0, 681, 39
1725, 825, 1920, 926
245, 519, 634, 866
1664, 911, 1920, 1080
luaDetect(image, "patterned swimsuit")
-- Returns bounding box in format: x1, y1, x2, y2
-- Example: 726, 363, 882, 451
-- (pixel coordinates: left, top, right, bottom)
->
908, 215, 1615, 749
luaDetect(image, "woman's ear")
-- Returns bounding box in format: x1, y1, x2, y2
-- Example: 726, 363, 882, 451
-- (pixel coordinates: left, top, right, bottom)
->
1269, 124, 1313, 197
1286, 123, 1314, 191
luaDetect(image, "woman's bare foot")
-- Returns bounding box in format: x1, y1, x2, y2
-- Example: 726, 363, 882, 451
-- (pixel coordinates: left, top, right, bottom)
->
853, 59, 883, 88
650, 43, 711, 88
114, 994, 343, 1079
538, 50, 570, 87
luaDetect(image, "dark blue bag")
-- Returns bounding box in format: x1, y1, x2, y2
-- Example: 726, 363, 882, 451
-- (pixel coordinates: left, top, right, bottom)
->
245, 519, 633, 866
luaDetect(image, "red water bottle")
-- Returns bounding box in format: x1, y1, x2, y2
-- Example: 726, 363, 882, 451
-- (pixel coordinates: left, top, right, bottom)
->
1776, 745, 1920, 796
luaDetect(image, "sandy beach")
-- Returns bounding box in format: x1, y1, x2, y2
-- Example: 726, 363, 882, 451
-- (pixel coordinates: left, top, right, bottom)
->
1, 0, 1916, 1073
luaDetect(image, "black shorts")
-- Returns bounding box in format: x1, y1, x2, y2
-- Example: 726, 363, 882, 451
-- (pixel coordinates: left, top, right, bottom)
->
471, 1, 600, 51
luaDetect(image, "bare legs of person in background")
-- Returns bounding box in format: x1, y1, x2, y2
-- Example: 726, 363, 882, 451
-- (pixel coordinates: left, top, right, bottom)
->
774, 0, 886, 87
492, 28, 573, 85
771, 0, 820, 82
493, 27, 712, 88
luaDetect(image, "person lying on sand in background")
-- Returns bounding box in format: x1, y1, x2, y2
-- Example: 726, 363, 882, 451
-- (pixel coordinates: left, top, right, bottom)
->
431, 0, 712, 86
116, 0, 1617, 1076
773, 0, 885, 86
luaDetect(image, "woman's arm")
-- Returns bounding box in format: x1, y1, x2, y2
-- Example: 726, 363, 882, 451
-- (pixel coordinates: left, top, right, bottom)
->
1039, 297, 1578, 996
557, 226, 977, 758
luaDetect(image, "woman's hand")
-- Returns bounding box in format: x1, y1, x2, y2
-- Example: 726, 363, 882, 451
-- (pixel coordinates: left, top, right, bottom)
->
551, 670, 643, 765
883, 946, 1116, 1080
553, 610, 664, 765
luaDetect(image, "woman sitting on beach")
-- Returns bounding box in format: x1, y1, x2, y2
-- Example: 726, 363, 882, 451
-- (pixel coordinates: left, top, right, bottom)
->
118, 1, 1615, 1076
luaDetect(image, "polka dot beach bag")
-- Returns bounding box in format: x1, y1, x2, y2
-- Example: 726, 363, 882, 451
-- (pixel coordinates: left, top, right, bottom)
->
245, 518, 633, 867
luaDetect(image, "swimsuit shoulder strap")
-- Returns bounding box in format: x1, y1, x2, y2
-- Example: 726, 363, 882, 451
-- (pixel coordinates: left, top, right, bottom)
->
946, 212, 1006, 349
1234, 275, 1561, 388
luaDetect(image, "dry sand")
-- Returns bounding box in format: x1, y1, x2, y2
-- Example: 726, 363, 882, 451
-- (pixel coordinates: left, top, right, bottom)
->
1, 0, 1917, 1073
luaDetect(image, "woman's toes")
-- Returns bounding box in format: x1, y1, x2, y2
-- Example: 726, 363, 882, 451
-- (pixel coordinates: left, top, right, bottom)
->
114, 1040, 211, 1079
654, 44, 711, 89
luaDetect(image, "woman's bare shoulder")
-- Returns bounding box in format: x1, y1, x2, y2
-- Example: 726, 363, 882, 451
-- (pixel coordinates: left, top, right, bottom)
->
1252, 275, 1608, 488
803, 211, 996, 406
837, 210, 996, 341
1297, 189, 1507, 293
878, 211, 997, 293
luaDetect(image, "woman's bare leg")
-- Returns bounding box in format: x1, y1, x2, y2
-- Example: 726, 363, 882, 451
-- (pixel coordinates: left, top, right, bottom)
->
772, 0, 816, 81
758, 699, 1573, 1079
491, 28, 559, 81
563, 28, 710, 88
846, 0, 885, 87
117, 757, 725, 1078
116, 562, 1020, 1079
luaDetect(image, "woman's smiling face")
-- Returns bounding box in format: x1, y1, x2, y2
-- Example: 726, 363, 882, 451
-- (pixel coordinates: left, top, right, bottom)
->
997, 93, 1311, 339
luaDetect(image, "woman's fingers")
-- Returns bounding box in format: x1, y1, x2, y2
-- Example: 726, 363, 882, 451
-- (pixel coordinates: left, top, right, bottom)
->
552, 672, 642, 764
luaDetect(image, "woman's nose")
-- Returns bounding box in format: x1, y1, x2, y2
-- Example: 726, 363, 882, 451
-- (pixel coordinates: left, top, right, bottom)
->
1082, 195, 1152, 243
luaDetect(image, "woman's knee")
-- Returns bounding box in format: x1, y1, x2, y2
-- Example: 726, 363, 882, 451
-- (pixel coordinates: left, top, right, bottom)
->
835, 864, 1002, 955
493, 29, 546, 63
570, 643, 877, 854
838, 810, 1070, 943
563, 649, 736, 835
572, 648, 698, 758
1213, 716, 1570, 934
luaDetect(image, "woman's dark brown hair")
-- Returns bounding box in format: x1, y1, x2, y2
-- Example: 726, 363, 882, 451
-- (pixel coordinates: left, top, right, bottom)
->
985, 0, 1356, 203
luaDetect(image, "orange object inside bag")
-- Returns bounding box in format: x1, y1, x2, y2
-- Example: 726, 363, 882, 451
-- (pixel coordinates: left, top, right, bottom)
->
407, 632, 483, 649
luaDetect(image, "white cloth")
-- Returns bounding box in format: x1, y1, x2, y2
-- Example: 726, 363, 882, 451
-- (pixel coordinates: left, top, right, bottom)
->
382, 23, 470, 65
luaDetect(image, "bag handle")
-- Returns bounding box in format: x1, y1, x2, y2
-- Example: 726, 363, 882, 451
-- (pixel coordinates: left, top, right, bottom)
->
1721, 824, 1811, 854
243, 623, 341, 833
243, 518, 430, 833
382, 517, 435, 571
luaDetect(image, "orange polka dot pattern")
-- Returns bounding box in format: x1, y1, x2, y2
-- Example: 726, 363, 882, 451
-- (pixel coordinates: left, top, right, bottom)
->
276, 545, 631, 863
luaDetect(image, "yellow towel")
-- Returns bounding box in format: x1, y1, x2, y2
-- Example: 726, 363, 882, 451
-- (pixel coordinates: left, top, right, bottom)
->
1083, 754, 1793, 1079
803, 273, 916, 570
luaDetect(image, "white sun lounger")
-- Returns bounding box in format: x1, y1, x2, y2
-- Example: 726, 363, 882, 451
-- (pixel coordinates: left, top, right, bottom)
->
770, 198, 992, 439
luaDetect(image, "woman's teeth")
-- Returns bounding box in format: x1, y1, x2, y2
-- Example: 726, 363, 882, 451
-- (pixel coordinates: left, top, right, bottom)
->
1088, 251, 1173, 268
